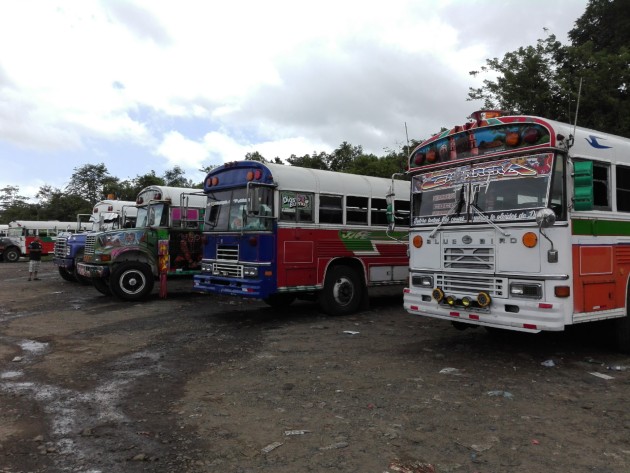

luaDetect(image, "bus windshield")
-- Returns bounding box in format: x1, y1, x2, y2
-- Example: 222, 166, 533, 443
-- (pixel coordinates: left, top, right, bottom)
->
412, 153, 555, 225
205, 187, 274, 232
136, 204, 168, 228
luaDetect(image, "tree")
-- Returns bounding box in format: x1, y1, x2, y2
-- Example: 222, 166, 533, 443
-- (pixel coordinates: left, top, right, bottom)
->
287, 151, 329, 170
563, 0, 630, 135
65, 163, 112, 204
468, 33, 569, 121
163, 165, 194, 188
467, 0, 630, 137
326, 142, 362, 172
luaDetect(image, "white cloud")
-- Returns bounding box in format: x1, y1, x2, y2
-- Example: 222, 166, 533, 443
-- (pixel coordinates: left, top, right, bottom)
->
0, 0, 589, 198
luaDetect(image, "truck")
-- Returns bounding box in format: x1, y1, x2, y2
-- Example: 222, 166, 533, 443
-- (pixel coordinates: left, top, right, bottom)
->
53, 199, 137, 283
1, 220, 89, 263
76, 186, 206, 301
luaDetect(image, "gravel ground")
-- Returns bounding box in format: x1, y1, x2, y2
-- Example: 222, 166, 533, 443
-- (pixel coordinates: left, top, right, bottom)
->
1, 260, 630, 473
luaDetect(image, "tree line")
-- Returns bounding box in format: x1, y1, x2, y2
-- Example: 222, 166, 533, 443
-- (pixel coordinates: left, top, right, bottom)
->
0, 141, 413, 224
1, 0, 626, 223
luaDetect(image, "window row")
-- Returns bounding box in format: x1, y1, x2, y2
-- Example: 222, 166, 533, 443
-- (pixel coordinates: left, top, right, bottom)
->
279, 191, 410, 226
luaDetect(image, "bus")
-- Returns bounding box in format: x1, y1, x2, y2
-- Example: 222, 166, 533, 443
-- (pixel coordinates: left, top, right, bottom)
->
403, 110, 630, 350
77, 186, 206, 301
192, 161, 410, 315
0, 224, 7, 237
53, 199, 138, 283
2, 220, 90, 263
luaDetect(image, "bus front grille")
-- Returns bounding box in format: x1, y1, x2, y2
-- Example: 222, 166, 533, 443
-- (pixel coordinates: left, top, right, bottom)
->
84, 235, 96, 255
443, 247, 494, 271
436, 273, 506, 298
212, 262, 243, 278
217, 244, 239, 262
54, 236, 68, 257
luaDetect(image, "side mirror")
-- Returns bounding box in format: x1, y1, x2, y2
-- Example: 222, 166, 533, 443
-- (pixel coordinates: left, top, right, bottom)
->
573, 161, 593, 211
536, 208, 556, 228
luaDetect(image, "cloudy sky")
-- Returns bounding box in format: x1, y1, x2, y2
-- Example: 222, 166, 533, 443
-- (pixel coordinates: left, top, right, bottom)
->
0, 0, 588, 200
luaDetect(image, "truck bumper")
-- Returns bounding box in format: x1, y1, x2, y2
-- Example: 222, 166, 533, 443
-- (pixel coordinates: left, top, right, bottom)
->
76, 262, 110, 279
53, 257, 74, 270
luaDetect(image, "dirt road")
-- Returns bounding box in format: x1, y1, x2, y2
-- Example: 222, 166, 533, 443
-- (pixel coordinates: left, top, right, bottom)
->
1, 260, 630, 473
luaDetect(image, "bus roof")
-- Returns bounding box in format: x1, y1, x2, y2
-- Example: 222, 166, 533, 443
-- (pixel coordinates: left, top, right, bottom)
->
8, 220, 89, 230
91, 200, 138, 222
205, 161, 410, 198
136, 186, 206, 209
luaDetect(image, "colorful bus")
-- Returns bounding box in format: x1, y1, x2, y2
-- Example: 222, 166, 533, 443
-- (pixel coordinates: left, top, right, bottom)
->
192, 161, 410, 315
77, 186, 206, 301
403, 110, 630, 350
53, 199, 138, 282
2, 220, 89, 263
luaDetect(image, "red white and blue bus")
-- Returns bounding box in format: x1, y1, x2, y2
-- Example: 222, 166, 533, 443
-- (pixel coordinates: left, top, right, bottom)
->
193, 161, 410, 315
404, 110, 630, 350
3, 220, 89, 262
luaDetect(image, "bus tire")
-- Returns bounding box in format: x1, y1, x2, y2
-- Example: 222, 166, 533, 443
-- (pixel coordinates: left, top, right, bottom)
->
93, 278, 112, 296
110, 262, 154, 301
264, 293, 296, 308
4, 247, 20, 263
58, 266, 76, 282
319, 265, 363, 316
614, 293, 630, 353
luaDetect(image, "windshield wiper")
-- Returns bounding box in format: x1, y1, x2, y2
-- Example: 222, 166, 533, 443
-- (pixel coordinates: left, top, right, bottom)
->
470, 189, 511, 237
429, 185, 465, 238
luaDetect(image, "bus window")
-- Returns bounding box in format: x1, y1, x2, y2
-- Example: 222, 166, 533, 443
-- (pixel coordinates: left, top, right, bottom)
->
616, 165, 630, 212
593, 162, 611, 210
280, 191, 313, 223
346, 196, 368, 225
550, 157, 566, 219
371, 198, 389, 226
395, 199, 411, 226
319, 195, 342, 224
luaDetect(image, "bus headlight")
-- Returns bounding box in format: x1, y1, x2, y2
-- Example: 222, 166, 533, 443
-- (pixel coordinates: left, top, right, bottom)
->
412, 275, 433, 287
510, 283, 542, 299
243, 267, 259, 278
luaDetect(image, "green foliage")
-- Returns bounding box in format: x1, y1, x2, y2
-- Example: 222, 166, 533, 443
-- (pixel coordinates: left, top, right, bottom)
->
65, 163, 112, 204
468, 33, 568, 121
468, 0, 630, 137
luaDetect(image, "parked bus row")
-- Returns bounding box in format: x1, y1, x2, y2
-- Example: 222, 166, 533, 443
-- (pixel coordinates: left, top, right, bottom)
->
5, 107, 630, 351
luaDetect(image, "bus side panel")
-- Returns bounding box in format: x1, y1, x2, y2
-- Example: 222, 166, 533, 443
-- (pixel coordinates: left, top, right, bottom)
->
572, 243, 630, 313
276, 228, 320, 288
275, 228, 408, 289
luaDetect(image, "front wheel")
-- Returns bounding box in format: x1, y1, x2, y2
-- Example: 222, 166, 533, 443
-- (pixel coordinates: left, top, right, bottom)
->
92, 278, 112, 296
319, 265, 363, 316
110, 262, 154, 301
4, 247, 20, 263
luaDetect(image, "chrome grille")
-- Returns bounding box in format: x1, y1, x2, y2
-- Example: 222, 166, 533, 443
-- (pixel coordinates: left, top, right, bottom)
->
214, 244, 241, 277
54, 236, 68, 257
444, 247, 494, 271
436, 273, 506, 298
217, 244, 239, 261
84, 235, 96, 256
212, 262, 243, 278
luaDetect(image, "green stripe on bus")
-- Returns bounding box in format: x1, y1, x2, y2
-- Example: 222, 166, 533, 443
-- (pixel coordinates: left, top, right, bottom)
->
572, 219, 630, 236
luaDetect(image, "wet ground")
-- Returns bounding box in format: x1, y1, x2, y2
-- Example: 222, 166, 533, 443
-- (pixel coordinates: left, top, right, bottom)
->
1, 260, 630, 473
